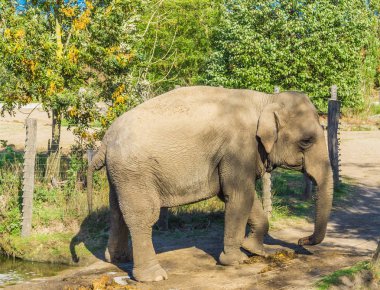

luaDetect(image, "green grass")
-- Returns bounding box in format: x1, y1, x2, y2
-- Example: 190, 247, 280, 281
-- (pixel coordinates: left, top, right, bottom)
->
370, 103, 380, 115
316, 261, 371, 290
0, 152, 110, 264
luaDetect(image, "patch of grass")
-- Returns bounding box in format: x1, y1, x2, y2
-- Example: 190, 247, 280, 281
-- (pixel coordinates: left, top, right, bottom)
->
370, 103, 380, 115
0, 232, 98, 265
316, 261, 371, 290
266, 169, 312, 221
349, 125, 373, 131
0, 155, 110, 264
166, 197, 225, 231
333, 181, 354, 203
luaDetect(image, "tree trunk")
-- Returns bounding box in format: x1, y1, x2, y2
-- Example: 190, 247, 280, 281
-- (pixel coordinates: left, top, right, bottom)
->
50, 109, 61, 153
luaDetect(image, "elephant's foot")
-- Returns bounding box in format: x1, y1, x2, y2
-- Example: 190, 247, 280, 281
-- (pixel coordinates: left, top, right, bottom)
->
219, 249, 248, 266
242, 236, 267, 257
105, 247, 131, 263
133, 262, 168, 282
298, 234, 320, 246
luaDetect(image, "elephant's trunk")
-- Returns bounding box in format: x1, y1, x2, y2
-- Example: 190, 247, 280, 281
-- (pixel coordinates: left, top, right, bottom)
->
298, 139, 333, 245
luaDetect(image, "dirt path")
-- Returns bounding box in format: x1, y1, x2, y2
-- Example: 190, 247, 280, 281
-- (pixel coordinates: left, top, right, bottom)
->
0, 107, 75, 152
5, 131, 380, 290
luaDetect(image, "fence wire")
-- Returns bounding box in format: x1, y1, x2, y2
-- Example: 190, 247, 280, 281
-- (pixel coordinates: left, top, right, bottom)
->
0, 149, 89, 186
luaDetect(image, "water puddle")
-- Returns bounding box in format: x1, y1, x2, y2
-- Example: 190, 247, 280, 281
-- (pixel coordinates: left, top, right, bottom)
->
0, 255, 70, 286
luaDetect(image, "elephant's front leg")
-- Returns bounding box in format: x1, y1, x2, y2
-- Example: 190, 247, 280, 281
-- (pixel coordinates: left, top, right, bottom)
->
218, 158, 254, 266
242, 189, 269, 256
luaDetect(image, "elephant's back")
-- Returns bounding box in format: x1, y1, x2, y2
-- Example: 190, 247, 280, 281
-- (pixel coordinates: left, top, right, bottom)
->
104, 86, 259, 146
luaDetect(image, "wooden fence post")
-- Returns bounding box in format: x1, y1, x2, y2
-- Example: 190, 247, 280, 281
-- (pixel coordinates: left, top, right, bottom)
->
262, 172, 272, 216
87, 149, 94, 164
21, 118, 37, 237
328, 85, 341, 186
303, 173, 313, 199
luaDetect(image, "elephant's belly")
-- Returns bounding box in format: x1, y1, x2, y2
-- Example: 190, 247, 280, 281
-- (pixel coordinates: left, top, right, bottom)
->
159, 167, 221, 207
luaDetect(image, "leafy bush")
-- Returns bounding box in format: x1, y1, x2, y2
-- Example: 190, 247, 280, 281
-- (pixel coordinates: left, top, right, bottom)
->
135, 0, 222, 94
204, 0, 380, 111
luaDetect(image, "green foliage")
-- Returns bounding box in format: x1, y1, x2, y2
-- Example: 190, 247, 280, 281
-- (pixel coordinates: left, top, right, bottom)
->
0, 0, 147, 148
134, 0, 222, 95
0, 164, 22, 235
316, 261, 371, 290
0, 142, 23, 168
370, 103, 380, 115
204, 0, 380, 111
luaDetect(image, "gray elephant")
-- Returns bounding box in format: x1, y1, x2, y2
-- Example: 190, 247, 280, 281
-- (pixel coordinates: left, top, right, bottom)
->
87, 86, 333, 282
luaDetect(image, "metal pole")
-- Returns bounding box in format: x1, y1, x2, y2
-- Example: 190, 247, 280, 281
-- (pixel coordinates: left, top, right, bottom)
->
328, 85, 341, 185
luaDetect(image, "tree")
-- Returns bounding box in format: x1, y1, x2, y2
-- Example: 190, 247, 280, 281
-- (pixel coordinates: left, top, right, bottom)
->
204, 0, 380, 111
0, 0, 146, 150
133, 0, 222, 96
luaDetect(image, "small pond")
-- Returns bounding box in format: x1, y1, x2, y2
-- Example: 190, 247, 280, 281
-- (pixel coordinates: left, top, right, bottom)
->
0, 255, 70, 286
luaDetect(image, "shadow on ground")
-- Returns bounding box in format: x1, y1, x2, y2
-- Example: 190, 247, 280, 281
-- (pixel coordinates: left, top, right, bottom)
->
69, 206, 313, 274
329, 184, 380, 242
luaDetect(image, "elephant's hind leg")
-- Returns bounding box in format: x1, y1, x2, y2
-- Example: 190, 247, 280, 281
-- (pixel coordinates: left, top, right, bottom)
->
105, 183, 131, 263
117, 183, 167, 282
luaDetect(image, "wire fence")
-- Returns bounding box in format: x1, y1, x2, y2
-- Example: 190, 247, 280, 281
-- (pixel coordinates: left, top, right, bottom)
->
0, 149, 88, 186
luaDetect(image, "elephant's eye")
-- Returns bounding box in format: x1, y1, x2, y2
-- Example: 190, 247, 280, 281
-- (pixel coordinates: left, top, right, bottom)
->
299, 137, 314, 149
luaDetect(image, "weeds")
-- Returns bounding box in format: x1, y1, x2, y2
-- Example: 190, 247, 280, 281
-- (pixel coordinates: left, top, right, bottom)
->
316, 261, 380, 290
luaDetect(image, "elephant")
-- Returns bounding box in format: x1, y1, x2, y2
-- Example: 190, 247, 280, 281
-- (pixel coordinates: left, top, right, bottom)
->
87, 86, 333, 282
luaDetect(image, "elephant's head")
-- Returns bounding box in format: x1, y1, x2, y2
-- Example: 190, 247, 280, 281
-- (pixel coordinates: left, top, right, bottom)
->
257, 91, 333, 245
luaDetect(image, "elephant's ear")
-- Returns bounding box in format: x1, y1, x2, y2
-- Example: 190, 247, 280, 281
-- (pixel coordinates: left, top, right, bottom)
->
257, 103, 283, 153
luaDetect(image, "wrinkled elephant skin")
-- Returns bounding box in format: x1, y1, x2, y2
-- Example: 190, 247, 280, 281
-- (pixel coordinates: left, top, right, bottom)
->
87, 86, 333, 282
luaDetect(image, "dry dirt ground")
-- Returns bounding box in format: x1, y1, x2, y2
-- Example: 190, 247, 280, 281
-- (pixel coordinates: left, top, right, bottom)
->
0, 107, 75, 152
1, 110, 380, 289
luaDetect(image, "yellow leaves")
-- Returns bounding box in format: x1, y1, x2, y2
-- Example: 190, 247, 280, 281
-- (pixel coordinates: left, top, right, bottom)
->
111, 84, 125, 100
115, 53, 133, 67
105, 6, 112, 16
85, 0, 94, 10
68, 107, 77, 117
47, 82, 57, 96
11, 42, 23, 53
4, 28, 11, 39
14, 29, 25, 39
47, 81, 63, 96
68, 46, 79, 63
107, 46, 119, 54
115, 96, 125, 104
73, 2, 93, 32
22, 59, 37, 76
61, 7, 76, 17
4, 28, 25, 44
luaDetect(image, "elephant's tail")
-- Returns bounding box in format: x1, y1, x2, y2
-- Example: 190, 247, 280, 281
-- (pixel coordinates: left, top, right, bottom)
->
87, 142, 106, 213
